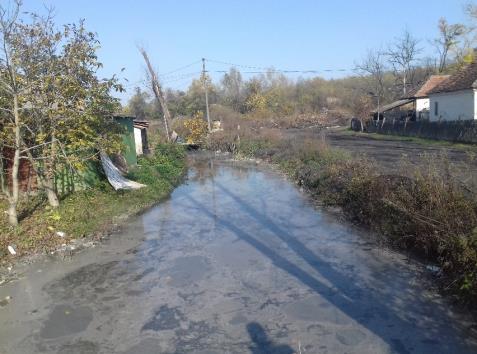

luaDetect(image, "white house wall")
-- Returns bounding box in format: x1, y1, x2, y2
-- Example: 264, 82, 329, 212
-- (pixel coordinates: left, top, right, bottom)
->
134, 127, 143, 155
429, 89, 476, 121
415, 98, 429, 112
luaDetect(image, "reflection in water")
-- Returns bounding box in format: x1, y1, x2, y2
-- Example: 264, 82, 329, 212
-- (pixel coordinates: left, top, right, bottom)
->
0, 152, 475, 354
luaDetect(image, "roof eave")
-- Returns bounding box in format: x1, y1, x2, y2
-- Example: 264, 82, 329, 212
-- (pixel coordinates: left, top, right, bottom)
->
429, 87, 474, 95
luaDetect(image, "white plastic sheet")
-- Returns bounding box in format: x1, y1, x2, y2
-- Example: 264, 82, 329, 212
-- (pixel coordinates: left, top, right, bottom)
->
100, 152, 146, 190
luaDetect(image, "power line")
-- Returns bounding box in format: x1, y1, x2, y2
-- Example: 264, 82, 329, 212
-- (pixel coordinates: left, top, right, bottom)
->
205, 58, 271, 71
204, 58, 351, 74
158, 60, 202, 77
161, 71, 202, 83
156, 58, 353, 91
167, 79, 194, 91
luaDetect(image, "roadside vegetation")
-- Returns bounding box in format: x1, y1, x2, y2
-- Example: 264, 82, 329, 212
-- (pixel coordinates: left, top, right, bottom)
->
0, 2, 188, 264
0, 1, 124, 228
207, 121, 477, 307
0, 143, 186, 262
0, 0, 189, 263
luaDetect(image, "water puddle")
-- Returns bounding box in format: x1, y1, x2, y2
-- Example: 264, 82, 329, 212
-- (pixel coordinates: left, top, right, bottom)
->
0, 153, 475, 353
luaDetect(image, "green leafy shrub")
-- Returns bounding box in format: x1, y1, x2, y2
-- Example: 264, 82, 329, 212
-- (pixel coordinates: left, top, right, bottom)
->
0, 143, 186, 262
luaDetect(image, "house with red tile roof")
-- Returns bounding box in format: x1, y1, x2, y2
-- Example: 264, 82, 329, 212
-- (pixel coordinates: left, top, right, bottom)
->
404, 75, 450, 120
428, 60, 477, 121
371, 75, 450, 122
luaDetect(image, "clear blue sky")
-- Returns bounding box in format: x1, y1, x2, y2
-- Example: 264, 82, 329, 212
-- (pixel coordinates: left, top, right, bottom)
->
22, 0, 473, 102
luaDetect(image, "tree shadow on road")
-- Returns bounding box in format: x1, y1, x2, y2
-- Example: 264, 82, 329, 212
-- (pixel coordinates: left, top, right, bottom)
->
247, 322, 295, 354
184, 181, 475, 354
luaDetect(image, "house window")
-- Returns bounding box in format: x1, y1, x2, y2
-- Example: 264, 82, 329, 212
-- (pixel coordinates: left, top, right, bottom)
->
434, 102, 439, 116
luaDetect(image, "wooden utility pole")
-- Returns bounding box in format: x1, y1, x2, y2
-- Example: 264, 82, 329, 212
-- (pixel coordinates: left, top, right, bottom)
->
140, 48, 172, 141
202, 58, 212, 132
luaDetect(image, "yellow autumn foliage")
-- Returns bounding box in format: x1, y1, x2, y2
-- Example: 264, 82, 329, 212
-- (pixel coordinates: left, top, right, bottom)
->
183, 112, 208, 144
245, 93, 267, 112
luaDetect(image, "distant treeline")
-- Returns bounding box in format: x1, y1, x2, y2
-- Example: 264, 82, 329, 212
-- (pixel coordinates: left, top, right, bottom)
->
126, 4, 477, 121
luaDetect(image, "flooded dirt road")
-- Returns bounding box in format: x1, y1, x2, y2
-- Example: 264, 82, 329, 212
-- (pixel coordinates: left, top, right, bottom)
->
1, 155, 476, 353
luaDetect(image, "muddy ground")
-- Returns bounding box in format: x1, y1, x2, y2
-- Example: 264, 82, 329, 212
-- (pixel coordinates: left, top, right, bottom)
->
329, 131, 476, 170
284, 128, 477, 175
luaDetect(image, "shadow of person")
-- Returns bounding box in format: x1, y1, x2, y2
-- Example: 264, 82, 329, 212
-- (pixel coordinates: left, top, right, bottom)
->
247, 322, 295, 354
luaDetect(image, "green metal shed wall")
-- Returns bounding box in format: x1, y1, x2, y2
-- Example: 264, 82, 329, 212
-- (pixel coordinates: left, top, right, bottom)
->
114, 116, 137, 166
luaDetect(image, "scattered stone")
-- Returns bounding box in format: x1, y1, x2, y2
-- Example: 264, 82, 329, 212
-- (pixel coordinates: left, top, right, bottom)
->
56, 231, 66, 238
7, 245, 16, 255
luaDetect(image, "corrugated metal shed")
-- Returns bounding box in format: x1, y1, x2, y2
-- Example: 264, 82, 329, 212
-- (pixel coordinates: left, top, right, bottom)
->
114, 115, 137, 166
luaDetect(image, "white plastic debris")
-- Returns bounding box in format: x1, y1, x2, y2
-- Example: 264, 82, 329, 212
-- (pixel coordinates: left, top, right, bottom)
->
100, 152, 146, 190
7, 245, 16, 255
56, 231, 66, 238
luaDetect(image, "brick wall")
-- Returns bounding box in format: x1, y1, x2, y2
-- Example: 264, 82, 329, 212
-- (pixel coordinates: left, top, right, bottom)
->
2, 147, 38, 192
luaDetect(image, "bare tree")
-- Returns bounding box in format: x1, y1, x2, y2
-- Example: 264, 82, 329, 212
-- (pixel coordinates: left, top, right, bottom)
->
386, 30, 422, 95
433, 17, 467, 72
467, 3, 477, 21
221, 67, 244, 112
356, 49, 387, 120
139, 48, 172, 142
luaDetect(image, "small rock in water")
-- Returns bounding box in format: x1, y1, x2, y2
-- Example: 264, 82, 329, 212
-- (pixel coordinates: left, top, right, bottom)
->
7, 245, 16, 255
426, 265, 441, 273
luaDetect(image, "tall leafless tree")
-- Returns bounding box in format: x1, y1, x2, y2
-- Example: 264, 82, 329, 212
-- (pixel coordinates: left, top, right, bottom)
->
356, 49, 387, 119
433, 17, 467, 72
386, 30, 422, 96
